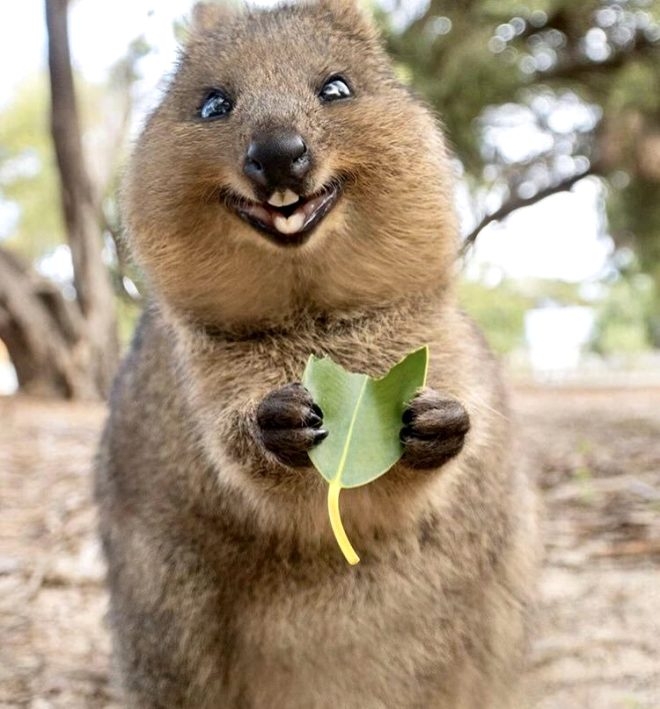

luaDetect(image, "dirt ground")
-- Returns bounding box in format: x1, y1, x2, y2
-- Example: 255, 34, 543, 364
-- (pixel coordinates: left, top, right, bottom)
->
1, 386, 659, 708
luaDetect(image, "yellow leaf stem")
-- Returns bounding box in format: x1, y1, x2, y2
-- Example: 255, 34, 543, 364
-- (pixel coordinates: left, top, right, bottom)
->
327, 479, 360, 565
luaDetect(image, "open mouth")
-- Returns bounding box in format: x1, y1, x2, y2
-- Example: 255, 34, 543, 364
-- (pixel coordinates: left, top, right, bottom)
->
224, 183, 342, 247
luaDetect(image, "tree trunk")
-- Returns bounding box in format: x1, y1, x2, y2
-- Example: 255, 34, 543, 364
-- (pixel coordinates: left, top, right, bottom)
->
0, 248, 92, 398
44, 0, 119, 398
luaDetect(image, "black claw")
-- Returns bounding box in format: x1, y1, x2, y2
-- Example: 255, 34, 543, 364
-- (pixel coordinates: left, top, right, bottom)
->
314, 429, 329, 443
306, 412, 323, 428
312, 403, 323, 418
402, 408, 414, 425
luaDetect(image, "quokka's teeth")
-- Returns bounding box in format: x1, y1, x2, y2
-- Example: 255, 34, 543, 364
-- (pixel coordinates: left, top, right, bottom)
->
267, 189, 299, 208
273, 212, 305, 235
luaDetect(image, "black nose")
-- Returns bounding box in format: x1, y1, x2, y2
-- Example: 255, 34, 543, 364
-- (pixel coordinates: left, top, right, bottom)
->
243, 130, 311, 191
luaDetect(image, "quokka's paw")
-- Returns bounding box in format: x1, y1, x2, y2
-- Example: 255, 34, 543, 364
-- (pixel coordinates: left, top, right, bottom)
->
400, 389, 470, 470
256, 383, 328, 467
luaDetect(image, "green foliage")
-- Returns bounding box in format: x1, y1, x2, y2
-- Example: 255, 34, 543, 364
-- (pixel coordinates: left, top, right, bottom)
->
591, 271, 655, 355
459, 279, 532, 354
116, 298, 142, 349
460, 270, 657, 358
387, 4, 525, 170
303, 347, 428, 564
1, 43, 147, 352
0, 77, 64, 260
607, 61, 660, 115
0, 73, 116, 261
387, 0, 660, 332
607, 179, 660, 345
520, 279, 587, 306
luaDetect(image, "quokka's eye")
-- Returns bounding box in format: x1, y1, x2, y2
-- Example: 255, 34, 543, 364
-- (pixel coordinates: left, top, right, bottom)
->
199, 89, 233, 120
319, 76, 353, 103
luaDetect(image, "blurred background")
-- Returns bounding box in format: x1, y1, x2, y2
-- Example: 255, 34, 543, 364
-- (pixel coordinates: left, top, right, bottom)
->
1, 0, 660, 395
1, 1, 659, 708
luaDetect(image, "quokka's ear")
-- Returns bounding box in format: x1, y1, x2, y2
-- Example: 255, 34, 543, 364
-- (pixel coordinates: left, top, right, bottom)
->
315, 0, 361, 12
190, 1, 236, 35
312, 0, 378, 38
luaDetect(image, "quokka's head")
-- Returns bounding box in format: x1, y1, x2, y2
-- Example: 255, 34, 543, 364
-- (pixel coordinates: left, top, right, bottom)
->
124, 0, 459, 327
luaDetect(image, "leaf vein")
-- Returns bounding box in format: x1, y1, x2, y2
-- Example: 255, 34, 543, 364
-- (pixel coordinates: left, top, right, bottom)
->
332, 377, 368, 484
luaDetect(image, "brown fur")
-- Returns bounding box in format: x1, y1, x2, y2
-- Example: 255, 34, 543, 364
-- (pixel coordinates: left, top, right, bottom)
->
96, 2, 538, 707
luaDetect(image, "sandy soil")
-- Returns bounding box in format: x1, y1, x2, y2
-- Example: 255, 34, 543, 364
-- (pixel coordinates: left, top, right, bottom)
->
1, 386, 659, 708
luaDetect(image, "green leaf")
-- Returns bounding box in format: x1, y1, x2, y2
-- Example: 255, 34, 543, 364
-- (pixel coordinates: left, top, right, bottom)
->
302, 346, 429, 564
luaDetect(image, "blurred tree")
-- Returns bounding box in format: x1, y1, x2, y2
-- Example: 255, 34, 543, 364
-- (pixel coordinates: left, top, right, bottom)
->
45, 0, 119, 397
386, 0, 660, 340
459, 278, 533, 353
2, 0, 659, 397
591, 264, 655, 354
0, 77, 63, 262
0, 0, 139, 398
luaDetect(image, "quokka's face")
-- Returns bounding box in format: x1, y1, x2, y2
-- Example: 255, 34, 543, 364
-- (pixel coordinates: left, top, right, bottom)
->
129, 0, 444, 251
124, 1, 456, 325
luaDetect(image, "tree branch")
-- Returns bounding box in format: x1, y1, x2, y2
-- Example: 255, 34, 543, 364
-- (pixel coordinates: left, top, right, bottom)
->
0, 246, 87, 397
460, 164, 599, 256
45, 0, 118, 396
